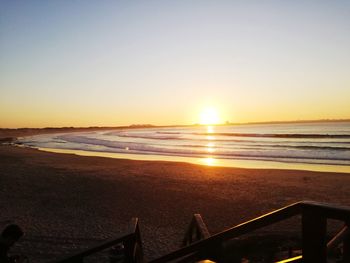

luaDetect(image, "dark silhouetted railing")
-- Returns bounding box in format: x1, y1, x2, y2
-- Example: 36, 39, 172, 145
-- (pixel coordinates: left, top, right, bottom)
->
53, 201, 350, 262
53, 217, 143, 263
150, 201, 350, 263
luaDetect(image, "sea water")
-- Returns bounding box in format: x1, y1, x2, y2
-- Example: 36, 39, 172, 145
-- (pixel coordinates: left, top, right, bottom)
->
18, 122, 350, 172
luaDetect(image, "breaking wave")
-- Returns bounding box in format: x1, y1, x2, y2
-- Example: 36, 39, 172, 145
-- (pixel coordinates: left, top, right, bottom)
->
18, 122, 350, 166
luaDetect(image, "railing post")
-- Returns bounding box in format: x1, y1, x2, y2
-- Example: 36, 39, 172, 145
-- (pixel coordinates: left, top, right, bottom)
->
134, 220, 144, 263
302, 208, 327, 263
182, 216, 195, 246
124, 218, 144, 263
343, 221, 350, 262
124, 235, 136, 263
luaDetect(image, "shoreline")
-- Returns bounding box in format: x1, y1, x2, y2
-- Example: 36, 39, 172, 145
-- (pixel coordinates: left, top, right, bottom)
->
36, 146, 350, 174
11, 123, 350, 174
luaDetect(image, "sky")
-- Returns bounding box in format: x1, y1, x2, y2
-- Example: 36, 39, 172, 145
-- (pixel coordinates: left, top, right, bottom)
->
1, 0, 350, 128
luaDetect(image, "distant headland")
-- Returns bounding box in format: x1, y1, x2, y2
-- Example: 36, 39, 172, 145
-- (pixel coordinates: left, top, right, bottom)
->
1, 118, 350, 135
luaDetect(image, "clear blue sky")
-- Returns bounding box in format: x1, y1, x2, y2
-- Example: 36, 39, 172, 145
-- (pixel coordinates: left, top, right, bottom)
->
1, 0, 350, 127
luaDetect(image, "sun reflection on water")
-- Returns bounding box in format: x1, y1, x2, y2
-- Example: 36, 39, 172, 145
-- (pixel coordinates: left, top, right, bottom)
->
207, 126, 214, 133
202, 157, 216, 166
205, 125, 216, 154
206, 142, 214, 147
206, 142, 215, 153
205, 125, 215, 140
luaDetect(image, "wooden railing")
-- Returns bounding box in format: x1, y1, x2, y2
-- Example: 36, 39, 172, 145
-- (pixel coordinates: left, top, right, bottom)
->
150, 201, 350, 263
53, 217, 143, 263
52, 201, 350, 263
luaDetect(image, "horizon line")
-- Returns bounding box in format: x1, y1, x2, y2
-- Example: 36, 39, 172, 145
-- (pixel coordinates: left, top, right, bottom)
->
1, 118, 350, 130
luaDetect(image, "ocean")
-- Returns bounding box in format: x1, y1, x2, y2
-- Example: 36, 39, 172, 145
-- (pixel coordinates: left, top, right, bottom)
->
18, 122, 350, 173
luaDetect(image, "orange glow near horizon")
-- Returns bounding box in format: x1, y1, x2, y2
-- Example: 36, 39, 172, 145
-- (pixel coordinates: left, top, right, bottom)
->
1, 98, 349, 128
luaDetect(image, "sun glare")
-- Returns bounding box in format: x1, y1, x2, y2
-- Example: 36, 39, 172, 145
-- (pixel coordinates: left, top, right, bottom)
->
202, 157, 216, 166
199, 107, 220, 125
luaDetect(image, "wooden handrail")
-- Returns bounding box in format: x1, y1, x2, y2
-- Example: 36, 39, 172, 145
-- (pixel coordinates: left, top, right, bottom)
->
52, 234, 134, 263
151, 202, 302, 263
51, 201, 350, 263
151, 201, 350, 263
327, 226, 350, 252
52, 217, 142, 263
275, 255, 302, 263
299, 201, 350, 220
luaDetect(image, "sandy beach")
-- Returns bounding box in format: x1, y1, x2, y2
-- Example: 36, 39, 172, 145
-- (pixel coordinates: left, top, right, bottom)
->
1, 141, 350, 262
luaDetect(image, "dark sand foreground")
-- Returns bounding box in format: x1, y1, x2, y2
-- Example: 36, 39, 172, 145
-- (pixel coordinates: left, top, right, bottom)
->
1, 144, 350, 261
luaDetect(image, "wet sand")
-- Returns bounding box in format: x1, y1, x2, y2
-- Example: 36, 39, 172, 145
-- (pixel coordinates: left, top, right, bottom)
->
1, 144, 350, 261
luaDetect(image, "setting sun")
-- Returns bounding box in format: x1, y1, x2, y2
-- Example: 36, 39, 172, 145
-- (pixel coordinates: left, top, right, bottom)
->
199, 107, 221, 125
